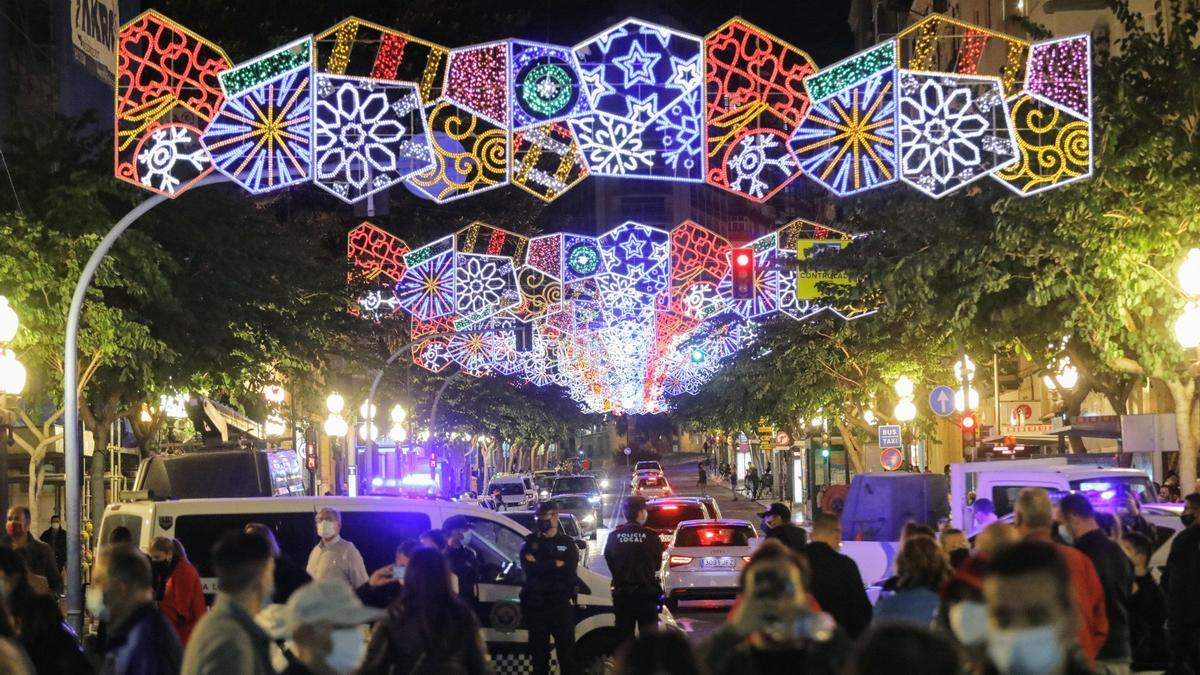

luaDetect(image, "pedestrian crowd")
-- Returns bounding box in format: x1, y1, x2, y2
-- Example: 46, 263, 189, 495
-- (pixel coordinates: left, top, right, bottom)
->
0, 485, 1194, 675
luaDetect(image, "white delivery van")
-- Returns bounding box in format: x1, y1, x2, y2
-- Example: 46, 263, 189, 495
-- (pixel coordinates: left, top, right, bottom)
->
101, 496, 621, 674
487, 474, 537, 510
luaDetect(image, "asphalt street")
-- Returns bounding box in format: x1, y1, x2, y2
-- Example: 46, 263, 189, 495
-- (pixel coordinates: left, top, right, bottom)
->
585, 454, 768, 642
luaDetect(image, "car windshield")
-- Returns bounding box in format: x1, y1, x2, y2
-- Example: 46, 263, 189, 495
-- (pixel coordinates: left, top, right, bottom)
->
554, 495, 592, 511
489, 482, 525, 496
645, 503, 705, 529
675, 525, 755, 547
636, 462, 661, 471
553, 477, 598, 494
535, 476, 556, 489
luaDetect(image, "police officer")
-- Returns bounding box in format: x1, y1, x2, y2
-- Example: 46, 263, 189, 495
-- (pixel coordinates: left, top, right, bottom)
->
603, 496, 664, 645
520, 500, 579, 675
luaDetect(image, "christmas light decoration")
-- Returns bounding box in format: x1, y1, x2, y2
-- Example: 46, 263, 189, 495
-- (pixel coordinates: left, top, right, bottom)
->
347, 222, 410, 317
790, 69, 898, 196
312, 74, 433, 203
897, 72, 1018, 198
115, 13, 1093, 204
704, 18, 817, 201
115, 11, 231, 197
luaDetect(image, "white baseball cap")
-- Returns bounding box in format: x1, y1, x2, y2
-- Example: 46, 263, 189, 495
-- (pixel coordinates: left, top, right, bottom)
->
284, 581, 385, 635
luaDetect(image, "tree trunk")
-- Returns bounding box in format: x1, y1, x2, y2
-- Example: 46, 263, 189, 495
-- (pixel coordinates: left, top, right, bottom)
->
835, 418, 864, 473
1165, 379, 1197, 495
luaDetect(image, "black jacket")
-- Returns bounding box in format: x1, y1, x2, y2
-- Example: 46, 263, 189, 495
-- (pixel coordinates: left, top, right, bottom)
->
273, 553, 312, 605
447, 545, 480, 603
603, 522, 664, 591
357, 580, 403, 609
520, 531, 578, 606
1, 536, 63, 594
1075, 529, 1133, 661
39, 526, 67, 569
1128, 572, 1167, 670
804, 542, 872, 638
1164, 524, 1200, 672
99, 603, 182, 675
764, 523, 808, 555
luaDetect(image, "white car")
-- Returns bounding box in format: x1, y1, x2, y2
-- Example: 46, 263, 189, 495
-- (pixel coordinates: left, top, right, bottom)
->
634, 460, 663, 474
661, 519, 760, 609
633, 474, 672, 499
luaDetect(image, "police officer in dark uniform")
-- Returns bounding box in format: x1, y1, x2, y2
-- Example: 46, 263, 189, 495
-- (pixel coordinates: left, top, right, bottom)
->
520, 500, 579, 675
603, 495, 664, 645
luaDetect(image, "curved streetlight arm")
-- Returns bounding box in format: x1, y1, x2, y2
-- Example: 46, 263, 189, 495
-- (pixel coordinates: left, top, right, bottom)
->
63, 175, 229, 632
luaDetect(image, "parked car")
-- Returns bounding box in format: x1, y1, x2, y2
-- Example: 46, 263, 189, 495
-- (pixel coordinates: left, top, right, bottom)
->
671, 495, 722, 520
502, 510, 591, 567
661, 519, 759, 610
634, 474, 673, 500
643, 498, 709, 545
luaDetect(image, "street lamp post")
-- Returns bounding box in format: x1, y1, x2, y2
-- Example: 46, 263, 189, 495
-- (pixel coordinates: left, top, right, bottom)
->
0, 297, 25, 517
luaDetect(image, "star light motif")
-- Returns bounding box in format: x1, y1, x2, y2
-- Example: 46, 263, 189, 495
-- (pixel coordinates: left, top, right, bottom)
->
625, 93, 660, 124
667, 54, 701, 90
613, 41, 660, 87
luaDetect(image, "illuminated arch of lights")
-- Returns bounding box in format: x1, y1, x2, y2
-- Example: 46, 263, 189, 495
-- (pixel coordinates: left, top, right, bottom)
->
349, 218, 872, 414
116, 12, 1092, 203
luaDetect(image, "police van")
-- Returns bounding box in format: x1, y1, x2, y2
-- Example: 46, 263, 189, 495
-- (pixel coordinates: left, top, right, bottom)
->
100, 496, 620, 673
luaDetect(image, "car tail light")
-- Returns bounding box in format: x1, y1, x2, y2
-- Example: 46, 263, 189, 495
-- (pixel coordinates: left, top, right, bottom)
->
669, 555, 693, 567
662, 504, 678, 511
741, 556, 753, 563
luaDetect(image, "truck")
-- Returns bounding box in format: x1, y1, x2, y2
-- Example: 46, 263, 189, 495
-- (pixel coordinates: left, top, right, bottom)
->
839, 458, 1165, 586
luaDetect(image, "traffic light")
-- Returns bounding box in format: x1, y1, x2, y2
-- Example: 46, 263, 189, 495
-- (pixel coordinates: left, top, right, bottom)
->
731, 247, 755, 300
514, 322, 533, 353
961, 413, 977, 447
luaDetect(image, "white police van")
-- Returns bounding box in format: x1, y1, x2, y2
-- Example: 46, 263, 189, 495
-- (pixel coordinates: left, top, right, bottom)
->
101, 496, 620, 674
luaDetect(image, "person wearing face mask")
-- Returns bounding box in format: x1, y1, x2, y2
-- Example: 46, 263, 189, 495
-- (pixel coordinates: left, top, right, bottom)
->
699, 540, 848, 675
983, 540, 1091, 675
1, 506, 61, 595
443, 516, 481, 607
359, 547, 491, 675
520, 501, 579, 675
181, 532, 277, 675
357, 539, 418, 609
147, 537, 205, 647
804, 513, 871, 639
306, 507, 368, 590
1013, 488, 1107, 667
937, 555, 989, 674
604, 495, 665, 646
1163, 492, 1200, 673
278, 580, 383, 675
0, 546, 92, 674
1056, 494, 1133, 675
38, 514, 66, 575
759, 502, 808, 556
92, 543, 182, 675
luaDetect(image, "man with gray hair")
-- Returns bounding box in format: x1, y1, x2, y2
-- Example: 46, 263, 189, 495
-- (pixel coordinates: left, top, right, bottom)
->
305, 507, 368, 589
1013, 487, 1108, 666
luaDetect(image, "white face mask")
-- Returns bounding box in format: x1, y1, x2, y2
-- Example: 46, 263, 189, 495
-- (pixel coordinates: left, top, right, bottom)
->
949, 601, 988, 646
987, 625, 1065, 675
86, 586, 109, 621
327, 627, 366, 674
317, 521, 338, 539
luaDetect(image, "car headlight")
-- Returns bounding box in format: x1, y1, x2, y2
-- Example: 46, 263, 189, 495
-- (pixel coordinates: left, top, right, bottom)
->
583, 514, 595, 524
588, 495, 600, 504
539, 490, 550, 499
600, 479, 610, 489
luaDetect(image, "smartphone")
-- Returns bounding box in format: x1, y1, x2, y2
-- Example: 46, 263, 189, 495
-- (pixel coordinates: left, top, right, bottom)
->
392, 565, 406, 582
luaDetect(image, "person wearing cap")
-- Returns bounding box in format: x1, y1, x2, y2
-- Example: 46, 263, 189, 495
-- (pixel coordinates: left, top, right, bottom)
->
520, 500, 579, 675
278, 580, 384, 675
443, 515, 481, 607
604, 495, 665, 645
759, 503, 808, 555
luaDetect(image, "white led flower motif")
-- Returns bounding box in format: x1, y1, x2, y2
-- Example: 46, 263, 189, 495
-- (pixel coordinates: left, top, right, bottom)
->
313, 75, 432, 203
456, 256, 514, 316
898, 72, 1017, 198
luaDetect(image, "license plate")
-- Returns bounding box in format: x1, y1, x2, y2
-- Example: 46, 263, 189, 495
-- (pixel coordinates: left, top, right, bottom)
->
701, 557, 736, 569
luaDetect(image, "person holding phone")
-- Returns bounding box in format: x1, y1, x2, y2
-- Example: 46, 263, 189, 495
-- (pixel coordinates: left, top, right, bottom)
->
356, 540, 419, 609
699, 540, 849, 675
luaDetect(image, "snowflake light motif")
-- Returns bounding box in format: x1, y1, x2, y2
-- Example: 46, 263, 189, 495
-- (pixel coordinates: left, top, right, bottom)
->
136, 126, 210, 195
897, 72, 1018, 198
312, 74, 433, 203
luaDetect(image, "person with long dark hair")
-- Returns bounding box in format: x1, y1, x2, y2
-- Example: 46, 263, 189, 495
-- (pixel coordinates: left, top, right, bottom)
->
359, 547, 491, 675
0, 547, 92, 674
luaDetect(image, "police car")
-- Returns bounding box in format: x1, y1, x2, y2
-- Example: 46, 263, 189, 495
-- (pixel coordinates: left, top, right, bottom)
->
101, 496, 622, 674
660, 519, 760, 610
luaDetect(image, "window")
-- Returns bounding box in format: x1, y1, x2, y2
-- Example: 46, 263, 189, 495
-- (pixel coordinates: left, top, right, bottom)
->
340, 511, 432, 571
558, 516, 581, 538
991, 486, 1025, 517
1070, 477, 1155, 507
675, 525, 755, 547
100, 513, 144, 548
638, 477, 663, 488
552, 477, 598, 495
553, 496, 593, 512
462, 516, 527, 585
645, 503, 705, 530
489, 482, 525, 496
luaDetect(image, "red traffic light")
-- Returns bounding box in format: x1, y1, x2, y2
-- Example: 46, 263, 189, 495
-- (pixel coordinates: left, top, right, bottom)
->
731, 247, 755, 300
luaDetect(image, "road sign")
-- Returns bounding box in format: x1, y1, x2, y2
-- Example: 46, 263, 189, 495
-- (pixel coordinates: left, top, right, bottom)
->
878, 425, 902, 448
929, 385, 955, 417
623, 447, 632, 456
880, 447, 903, 471
774, 431, 791, 446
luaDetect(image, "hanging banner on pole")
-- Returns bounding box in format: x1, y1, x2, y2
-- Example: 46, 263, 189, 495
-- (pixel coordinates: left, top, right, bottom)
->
72, 0, 119, 85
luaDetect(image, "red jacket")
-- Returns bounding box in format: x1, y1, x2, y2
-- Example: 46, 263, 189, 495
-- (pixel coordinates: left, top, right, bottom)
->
1026, 531, 1108, 664
158, 558, 207, 646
